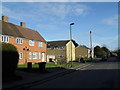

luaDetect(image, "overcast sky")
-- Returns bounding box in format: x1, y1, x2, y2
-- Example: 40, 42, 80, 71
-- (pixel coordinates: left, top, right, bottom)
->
1, 0, 119, 51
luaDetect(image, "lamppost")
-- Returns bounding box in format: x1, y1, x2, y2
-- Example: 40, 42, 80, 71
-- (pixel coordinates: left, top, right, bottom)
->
90, 31, 92, 61
70, 23, 74, 67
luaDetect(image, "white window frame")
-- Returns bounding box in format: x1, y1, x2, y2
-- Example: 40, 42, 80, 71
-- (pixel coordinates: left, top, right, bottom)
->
39, 42, 43, 47
33, 52, 38, 59
29, 40, 34, 46
29, 52, 40, 60
19, 52, 23, 60
29, 52, 32, 59
2, 35, 9, 42
38, 52, 41, 59
16, 38, 23, 44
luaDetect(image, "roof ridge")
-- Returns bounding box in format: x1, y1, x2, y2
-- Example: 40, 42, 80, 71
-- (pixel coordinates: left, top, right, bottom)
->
1, 20, 46, 42
1, 20, 37, 32
47, 40, 70, 42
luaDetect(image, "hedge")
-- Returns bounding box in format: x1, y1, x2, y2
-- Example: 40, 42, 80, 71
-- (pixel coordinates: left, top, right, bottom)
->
2, 42, 19, 77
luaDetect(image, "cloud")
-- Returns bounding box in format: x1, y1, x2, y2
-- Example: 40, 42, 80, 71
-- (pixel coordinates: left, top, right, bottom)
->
101, 35, 118, 44
34, 3, 89, 20
101, 36, 118, 50
36, 24, 59, 31
93, 42, 102, 47
2, 2, 89, 22
2, 5, 31, 21
92, 35, 118, 50
102, 15, 118, 26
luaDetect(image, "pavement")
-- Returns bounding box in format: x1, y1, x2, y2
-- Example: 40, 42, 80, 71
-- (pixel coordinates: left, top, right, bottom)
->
2, 63, 92, 89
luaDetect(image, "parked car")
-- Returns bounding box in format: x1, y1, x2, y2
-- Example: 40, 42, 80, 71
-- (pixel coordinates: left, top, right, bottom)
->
101, 56, 108, 61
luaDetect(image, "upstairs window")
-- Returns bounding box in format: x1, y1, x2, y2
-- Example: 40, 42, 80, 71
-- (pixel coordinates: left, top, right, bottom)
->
39, 42, 43, 47
2, 35, 9, 42
57, 46, 64, 50
29, 40, 34, 46
16, 38, 23, 44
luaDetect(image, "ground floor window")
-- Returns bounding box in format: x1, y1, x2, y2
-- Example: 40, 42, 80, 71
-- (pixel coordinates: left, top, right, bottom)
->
29, 52, 32, 59
19, 52, 23, 60
58, 55, 64, 58
29, 52, 41, 60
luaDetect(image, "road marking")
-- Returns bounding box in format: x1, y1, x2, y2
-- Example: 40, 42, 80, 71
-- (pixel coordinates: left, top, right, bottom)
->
75, 64, 94, 70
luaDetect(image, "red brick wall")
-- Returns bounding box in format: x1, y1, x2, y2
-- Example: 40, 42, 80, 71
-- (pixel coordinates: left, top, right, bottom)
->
1, 35, 46, 64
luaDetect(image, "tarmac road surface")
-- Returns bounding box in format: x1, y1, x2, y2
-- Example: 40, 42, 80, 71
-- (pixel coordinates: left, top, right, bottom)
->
28, 57, 120, 88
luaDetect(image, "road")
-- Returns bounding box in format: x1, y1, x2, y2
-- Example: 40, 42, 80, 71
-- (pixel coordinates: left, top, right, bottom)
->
28, 57, 120, 88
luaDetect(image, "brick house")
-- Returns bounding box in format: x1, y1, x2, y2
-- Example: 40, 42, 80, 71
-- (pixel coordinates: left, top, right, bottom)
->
75, 45, 94, 60
0, 16, 47, 64
47, 40, 78, 63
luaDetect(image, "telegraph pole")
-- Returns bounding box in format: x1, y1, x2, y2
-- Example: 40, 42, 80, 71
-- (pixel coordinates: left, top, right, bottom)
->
70, 23, 74, 67
90, 31, 92, 61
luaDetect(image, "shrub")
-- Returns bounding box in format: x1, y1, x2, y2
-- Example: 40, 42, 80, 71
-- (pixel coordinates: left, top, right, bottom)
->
2, 42, 19, 77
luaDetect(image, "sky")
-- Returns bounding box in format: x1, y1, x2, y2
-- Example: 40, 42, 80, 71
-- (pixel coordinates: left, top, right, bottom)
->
1, 0, 119, 51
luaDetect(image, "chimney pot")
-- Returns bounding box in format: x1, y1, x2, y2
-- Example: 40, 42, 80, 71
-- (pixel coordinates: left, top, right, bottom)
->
2, 16, 8, 22
20, 22, 26, 27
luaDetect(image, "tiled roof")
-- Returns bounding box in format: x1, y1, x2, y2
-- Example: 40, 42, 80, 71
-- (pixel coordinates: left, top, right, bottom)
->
0, 20, 46, 42
47, 40, 78, 48
47, 40, 70, 48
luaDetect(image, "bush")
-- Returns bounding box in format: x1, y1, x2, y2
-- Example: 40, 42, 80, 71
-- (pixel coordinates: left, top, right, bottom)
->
2, 42, 19, 77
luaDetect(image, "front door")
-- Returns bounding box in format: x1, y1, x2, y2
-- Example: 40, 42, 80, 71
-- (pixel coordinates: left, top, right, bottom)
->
42, 53, 45, 62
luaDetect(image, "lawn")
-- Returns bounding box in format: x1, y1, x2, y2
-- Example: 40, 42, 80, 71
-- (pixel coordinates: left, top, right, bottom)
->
17, 62, 82, 69
17, 62, 82, 73
17, 58, 101, 68
84, 57, 101, 61
17, 58, 100, 73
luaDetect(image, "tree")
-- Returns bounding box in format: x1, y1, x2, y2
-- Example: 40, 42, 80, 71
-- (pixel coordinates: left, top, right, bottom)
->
94, 45, 111, 57
94, 45, 102, 57
102, 46, 111, 57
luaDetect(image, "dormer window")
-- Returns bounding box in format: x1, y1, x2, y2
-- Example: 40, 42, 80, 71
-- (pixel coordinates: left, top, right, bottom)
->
2, 35, 9, 42
16, 38, 23, 44
29, 40, 34, 46
57, 46, 64, 50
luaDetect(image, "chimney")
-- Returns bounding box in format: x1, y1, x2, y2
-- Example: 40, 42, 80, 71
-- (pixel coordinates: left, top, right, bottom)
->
2, 16, 8, 22
20, 22, 26, 27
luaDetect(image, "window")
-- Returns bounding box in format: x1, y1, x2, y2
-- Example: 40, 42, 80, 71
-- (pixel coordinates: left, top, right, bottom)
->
2, 35, 9, 42
19, 52, 23, 59
29, 40, 34, 46
29, 52, 41, 60
58, 55, 64, 58
50, 47, 54, 50
16, 38, 23, 44
57, 46, 64, 50
38, 52, 41, 59
29, 52, 32, 59
33, 52, 38, 59
39, 42, 43, 47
